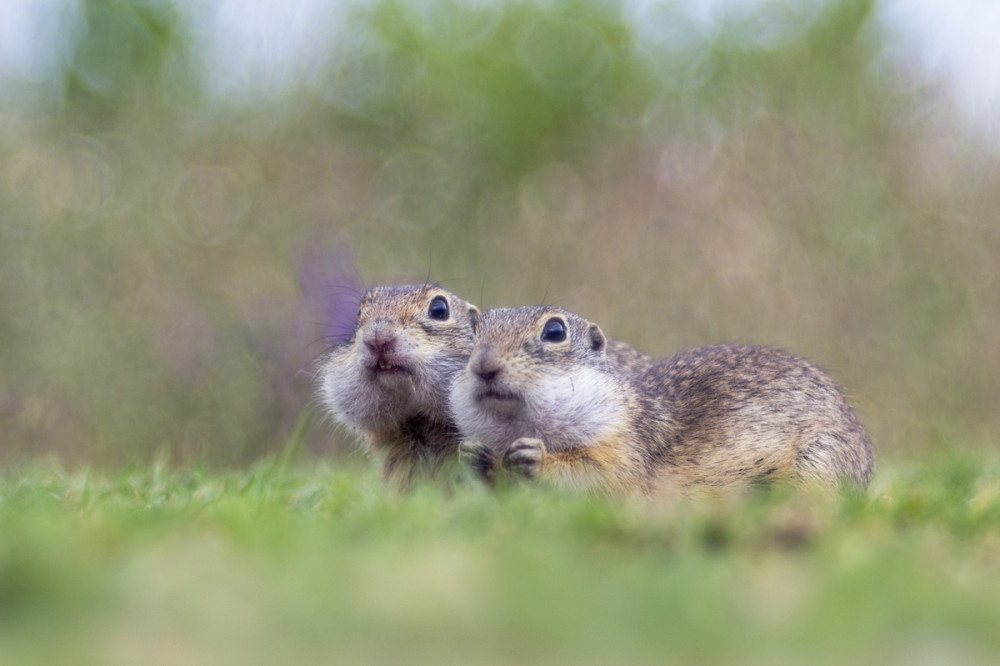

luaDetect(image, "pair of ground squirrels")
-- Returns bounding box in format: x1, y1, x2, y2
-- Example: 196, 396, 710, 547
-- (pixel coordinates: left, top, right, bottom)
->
317, 284, 873, 494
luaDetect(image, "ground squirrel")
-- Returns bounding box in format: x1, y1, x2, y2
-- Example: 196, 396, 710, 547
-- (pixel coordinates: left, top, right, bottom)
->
449, 306, 873, 495
317, 284, 479, 488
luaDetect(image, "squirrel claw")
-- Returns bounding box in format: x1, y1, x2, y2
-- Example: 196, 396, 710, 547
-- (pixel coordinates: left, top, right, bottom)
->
460, 441, 496, 485
502, 438, 544, 478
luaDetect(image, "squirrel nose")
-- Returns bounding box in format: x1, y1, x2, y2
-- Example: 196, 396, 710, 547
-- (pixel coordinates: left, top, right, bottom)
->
470, 348, 503, 382
363, 326, 397, 356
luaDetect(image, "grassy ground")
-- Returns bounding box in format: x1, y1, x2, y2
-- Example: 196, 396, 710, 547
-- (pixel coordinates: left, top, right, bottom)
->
2, 451, 999, 665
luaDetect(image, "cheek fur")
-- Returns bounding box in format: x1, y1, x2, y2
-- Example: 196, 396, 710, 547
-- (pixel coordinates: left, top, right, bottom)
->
528, 366, 625, 444
410, 350, 464, 407
448, 372, 477, 431
320, 355, 368, 422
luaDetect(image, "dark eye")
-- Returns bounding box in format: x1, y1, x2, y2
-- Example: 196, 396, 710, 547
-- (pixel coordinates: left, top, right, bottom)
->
428, 295, 450, 321
541, 317, 567, 343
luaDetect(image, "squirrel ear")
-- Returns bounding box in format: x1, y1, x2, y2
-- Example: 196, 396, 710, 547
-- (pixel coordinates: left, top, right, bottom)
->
468, 305, 480, 333
587, 323, 606, 353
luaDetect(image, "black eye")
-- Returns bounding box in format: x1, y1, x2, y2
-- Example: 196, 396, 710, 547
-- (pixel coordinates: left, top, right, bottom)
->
541, 317, 567, 343
428, 295, 450, 321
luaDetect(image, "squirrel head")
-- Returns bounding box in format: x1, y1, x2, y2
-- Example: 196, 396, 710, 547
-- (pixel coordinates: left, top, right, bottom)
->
466, 306, 607, 384
450, 306, 626, 451
319, 284, 479, 432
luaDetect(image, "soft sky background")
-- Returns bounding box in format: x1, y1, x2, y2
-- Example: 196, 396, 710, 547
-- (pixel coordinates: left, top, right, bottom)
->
0, 0, 998, 142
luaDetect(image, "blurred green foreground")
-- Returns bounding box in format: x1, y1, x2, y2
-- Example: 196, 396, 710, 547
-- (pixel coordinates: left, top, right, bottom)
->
1, 0, 998, 467
2, 453, 999, 664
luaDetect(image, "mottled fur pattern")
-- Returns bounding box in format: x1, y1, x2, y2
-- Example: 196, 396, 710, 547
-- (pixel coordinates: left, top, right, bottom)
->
318, 284, 479, 488
604, 338, 655, 374
639, 345, 873, 491
450, 306, 873, 496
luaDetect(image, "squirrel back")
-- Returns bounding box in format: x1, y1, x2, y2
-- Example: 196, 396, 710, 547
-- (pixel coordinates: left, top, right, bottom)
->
640, 344, 873, 489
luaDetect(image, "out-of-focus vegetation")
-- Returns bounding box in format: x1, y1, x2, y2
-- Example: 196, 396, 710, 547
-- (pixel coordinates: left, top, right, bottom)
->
1, 0, 997, 465
2, 452, 1000, 664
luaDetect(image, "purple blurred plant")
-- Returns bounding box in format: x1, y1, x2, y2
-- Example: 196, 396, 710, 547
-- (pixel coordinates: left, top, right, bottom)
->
298, 242, 364, 346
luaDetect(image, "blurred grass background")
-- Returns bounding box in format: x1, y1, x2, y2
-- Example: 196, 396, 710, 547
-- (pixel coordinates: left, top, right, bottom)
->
1, 0, 997, 467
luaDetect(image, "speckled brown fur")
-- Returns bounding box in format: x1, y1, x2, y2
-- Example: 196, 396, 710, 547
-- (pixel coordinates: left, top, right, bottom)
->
449, 306, 873, 496
604, 337, 655, 374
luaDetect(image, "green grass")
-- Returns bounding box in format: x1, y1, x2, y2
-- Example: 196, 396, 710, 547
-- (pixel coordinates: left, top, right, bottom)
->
2, 453, 999, 665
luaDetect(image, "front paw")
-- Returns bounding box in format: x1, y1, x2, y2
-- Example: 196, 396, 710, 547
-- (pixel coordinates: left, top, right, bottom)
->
502, 438, 545, 479
459, 441, 496, 485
